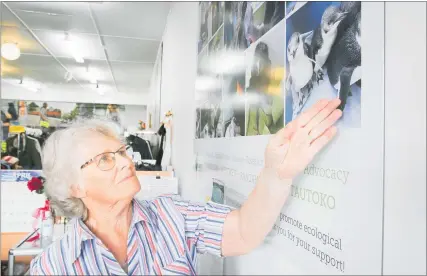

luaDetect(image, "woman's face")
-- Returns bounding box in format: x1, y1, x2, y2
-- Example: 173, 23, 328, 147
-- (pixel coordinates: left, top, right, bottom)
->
78, 134, 140, 205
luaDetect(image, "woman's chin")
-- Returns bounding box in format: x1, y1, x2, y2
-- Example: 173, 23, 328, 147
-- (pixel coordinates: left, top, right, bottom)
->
115, 178, 141, 198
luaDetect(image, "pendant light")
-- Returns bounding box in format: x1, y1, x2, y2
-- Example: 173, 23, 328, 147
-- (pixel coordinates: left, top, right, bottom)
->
1, 42, 21, 61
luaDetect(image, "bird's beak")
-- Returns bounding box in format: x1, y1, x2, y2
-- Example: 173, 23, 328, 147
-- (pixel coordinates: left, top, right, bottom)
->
300, 30, 314, 41
333, 12, 348, 27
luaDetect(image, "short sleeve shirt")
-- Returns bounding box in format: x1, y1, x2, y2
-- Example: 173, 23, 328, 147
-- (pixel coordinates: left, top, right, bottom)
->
29, 196, 232, 275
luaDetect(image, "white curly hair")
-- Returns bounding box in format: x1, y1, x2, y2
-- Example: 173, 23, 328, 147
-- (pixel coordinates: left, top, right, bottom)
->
42, 119, 123, 220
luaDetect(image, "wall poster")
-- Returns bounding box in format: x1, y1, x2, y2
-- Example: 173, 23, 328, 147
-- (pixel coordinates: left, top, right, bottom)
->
1, 170, 46, 232
195, 2, 385, 275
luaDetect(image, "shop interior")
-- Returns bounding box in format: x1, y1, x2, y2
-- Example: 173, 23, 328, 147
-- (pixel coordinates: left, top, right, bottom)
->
1, 1, 426, 276
0, 2, 175, 274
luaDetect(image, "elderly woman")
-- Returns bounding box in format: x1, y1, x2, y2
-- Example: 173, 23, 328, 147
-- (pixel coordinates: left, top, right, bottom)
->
30, 99, 342, 275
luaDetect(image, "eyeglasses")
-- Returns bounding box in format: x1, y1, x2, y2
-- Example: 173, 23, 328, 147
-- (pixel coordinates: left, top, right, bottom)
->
80, 145, 130, 171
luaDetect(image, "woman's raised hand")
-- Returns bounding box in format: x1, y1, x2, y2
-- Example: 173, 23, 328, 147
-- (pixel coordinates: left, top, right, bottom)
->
264, 99, 342, 180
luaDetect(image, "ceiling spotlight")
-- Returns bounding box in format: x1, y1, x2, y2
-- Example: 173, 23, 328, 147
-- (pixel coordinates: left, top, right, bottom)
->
1, 42, 21, 61
96, 84, 105, 95
18, 77, 42, 92
65, 33, 84, 64
86, 66, 100, 84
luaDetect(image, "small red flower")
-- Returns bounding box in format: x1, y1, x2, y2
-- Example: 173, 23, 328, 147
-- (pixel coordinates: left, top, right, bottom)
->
27, 177, 43, 192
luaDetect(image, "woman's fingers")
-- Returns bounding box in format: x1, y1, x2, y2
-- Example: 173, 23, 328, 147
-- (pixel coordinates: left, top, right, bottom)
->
309, 126, 337, 155
270, 120, 298, 146
295, 99, 330, 127
308, 109, 342, 142
304, 99, 341, 132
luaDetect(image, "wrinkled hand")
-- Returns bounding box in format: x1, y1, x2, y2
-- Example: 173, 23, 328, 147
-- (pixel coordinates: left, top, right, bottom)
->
265, 99, 342, 180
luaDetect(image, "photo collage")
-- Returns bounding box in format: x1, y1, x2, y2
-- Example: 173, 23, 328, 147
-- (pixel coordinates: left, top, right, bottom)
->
195, 1, 362, 139
285, 1, 362, 127
195, 1, 286, 139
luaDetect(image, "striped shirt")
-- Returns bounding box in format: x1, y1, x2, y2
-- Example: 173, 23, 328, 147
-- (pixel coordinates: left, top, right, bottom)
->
30, 196, 231, 275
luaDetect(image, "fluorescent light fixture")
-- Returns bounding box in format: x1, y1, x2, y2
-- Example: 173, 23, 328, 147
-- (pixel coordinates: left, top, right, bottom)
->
65, 33, 84, 63
20, 78, 42, 92
1, 43, 21, 61
2, 77, 42, 92
87, 67, 101, 84
95, 83, 106, 95
74, 55, 84, 63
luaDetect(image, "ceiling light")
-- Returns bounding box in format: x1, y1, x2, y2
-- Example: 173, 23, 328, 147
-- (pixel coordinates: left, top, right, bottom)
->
20, 78, 42, 92
65, 33, 84, 63
87, 67, 100, 84
96, 83, 105, 95
1, 43, 21, 61
5, 77, 43, 92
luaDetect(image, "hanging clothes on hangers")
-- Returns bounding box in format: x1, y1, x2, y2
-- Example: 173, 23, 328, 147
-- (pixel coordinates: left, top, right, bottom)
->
126, 134, 153, 160
5, 133, 42, 169
143, 139, 153, 159
27, 136, 42, 159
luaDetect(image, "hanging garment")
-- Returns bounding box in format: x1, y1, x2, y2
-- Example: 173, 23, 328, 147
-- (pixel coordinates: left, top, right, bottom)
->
27, 136, 43, 159
161, 122, 172, 169
155, 124, 166, 166
126, 135, 152, 160
6, 134, 42, 169
7, 103, 19, 121
135, 162, 162, 171
144, 139, 153, 159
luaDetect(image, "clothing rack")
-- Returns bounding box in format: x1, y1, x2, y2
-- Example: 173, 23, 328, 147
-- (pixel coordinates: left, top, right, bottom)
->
7, 126, 25, 157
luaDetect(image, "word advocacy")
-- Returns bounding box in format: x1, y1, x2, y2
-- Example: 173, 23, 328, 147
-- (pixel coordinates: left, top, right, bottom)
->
304, 164, 350, 185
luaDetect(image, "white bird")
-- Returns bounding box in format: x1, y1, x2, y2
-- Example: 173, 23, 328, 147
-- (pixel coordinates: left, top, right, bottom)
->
225, 117, 241, 137
286, 31, 315, 117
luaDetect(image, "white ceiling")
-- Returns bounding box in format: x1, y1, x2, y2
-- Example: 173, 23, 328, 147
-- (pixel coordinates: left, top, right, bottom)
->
1, 1, 170, 96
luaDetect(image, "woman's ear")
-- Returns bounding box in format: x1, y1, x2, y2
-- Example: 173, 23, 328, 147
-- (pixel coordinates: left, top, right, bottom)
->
70, 183, 87, 199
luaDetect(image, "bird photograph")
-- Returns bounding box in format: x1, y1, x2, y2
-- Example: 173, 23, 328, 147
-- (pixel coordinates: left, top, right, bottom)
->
195, 109, 201, 139
285, 1, 362, 128
221, 75, 246, 137
198, 2, 211, 53
224, 2, 284, 51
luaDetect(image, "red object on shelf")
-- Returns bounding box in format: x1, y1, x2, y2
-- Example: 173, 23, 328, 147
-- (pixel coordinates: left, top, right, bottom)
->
27, 177, 43, 192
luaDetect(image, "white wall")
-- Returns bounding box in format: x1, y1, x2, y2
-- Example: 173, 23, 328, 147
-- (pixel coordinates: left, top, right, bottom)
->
157, 2, 427, 275
159, 2, 200, 200
158, 3, 225, 274
148, 41, 165, 130
383, 2, 426, 275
